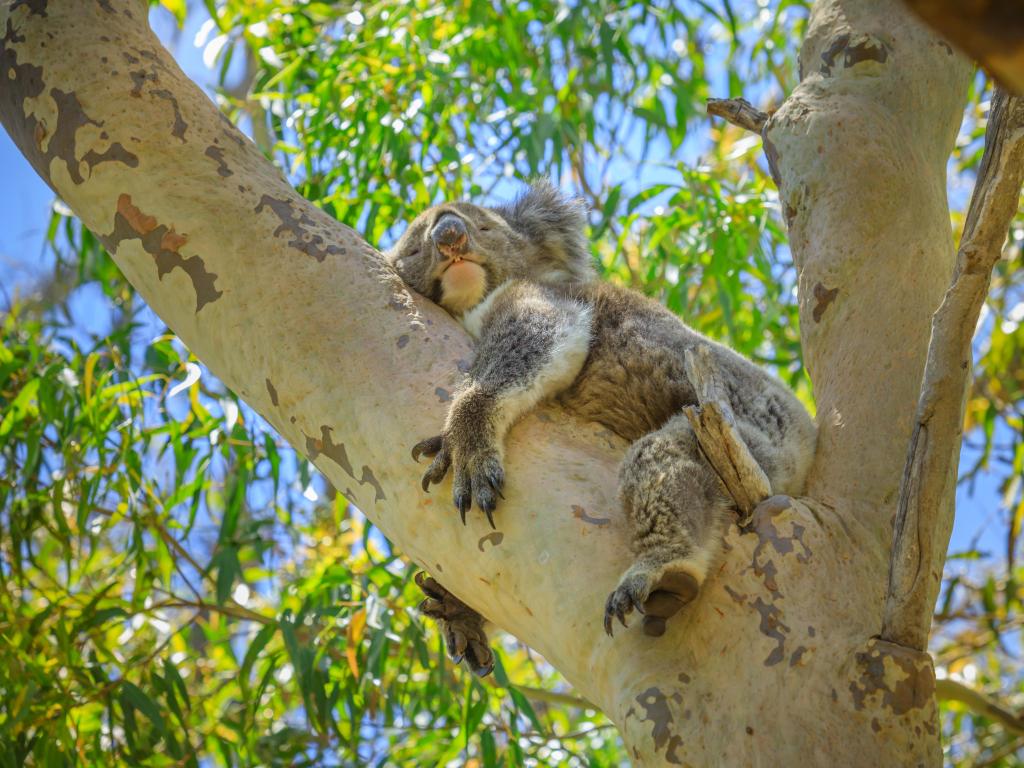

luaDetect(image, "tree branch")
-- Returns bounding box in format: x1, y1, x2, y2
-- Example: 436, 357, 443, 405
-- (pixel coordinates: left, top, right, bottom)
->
683, 346, 772, 522
901, 0, 1024, 95
0, 0, 979, 762
882, 89, 1024, 649
936, 677, 1024, 736
706, 98, 769, 134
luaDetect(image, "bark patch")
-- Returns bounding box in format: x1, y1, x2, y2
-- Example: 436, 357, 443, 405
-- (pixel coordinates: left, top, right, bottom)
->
49, 88, 139, 183
812, 282, 839, 322
265, 378, 279, 407
11, 0, 48, 17
255, 194, 346, 263
0, 28, 138, 188
752, 596, 790, 666
359, 465, 386, 502
205, 144, 233, 177
305, 425, 353, 477
631, 687, 684, 765
820, 33, 890, 76
152, 89, 187, 140
749, 495, 811, 597
305, 425, 384, 500
477, 531, 504, 551
102, 194, 222, 311
571, 504, 610, 526
849, 640, 935, 716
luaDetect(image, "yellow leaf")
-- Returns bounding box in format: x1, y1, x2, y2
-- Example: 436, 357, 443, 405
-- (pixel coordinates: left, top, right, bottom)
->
159, 0, 186, 25
84, 352, 99, 401
346, 609, 367, 678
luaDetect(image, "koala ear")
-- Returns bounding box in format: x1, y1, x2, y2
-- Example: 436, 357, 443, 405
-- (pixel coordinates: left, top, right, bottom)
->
494, 179, 594, 282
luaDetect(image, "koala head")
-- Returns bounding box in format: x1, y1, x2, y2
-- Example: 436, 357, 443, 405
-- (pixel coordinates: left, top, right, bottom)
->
385, 180, 594, 316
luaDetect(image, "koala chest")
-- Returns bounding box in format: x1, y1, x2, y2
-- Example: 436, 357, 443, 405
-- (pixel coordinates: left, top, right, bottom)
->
556, 299, 697, 442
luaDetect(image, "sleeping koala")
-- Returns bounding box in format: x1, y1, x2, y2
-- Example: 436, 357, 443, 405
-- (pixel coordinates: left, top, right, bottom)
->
387, 181, 815, 670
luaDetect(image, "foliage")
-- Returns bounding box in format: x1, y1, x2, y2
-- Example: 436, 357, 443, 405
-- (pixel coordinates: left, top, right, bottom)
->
0, 0, 1022, 765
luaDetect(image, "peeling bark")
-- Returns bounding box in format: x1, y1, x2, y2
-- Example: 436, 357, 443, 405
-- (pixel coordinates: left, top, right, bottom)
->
0, 0, 974, 763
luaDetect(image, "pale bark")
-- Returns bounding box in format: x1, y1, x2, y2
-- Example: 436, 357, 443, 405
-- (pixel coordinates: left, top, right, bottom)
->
0, 0, 973, 764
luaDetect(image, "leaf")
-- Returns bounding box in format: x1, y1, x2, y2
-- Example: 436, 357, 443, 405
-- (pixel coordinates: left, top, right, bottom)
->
346, 609, 367, 678
120, 681, 167, 736
240, 622, 278, 689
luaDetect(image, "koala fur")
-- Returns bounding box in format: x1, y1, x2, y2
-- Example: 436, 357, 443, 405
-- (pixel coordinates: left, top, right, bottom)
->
387, 180, 816, 666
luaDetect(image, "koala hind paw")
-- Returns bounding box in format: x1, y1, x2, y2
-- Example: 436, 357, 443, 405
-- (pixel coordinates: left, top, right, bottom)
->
416, 572, 494, 677
604, 566, 701, 638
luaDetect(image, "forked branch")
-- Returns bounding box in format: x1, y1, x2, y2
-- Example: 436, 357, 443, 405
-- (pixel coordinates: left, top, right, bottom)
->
684, 345, 772, 523
882, 89, 1024, 649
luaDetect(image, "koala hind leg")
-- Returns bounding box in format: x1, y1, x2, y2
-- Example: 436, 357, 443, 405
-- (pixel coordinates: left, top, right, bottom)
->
604, 414, 732, 637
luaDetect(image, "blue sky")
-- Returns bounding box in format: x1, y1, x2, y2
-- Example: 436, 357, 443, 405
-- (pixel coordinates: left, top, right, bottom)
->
0, 5, 1007, 581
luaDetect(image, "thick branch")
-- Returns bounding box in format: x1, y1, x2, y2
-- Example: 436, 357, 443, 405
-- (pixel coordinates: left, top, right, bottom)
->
683, 346, 771, 521
882, 90, 1024, 649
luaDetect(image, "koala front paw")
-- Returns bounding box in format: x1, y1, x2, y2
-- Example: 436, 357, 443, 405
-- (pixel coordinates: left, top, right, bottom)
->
412, 434, 505, 528
604, 566, 701, 638
416, 572, 494, 677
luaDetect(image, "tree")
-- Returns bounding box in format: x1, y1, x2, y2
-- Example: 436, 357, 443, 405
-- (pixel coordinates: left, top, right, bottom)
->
2, 0, 1023, 765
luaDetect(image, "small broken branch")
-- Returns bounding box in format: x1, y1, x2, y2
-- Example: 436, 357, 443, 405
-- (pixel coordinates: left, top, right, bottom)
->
684, 345, 772, 523
706, 98, 769, 134
936, 678, 1024, 736
882, 89, 1024, 649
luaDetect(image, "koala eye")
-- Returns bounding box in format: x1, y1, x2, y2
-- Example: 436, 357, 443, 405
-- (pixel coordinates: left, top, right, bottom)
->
408, 248, 421, 257
479, 226, 491, 232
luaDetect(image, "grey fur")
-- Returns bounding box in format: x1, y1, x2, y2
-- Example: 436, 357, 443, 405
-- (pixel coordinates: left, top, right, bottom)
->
389, 182, 816, 665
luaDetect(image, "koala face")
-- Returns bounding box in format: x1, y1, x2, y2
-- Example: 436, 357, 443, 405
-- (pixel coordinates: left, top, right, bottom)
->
386, 181, 596, 316
386, 202, 530, 315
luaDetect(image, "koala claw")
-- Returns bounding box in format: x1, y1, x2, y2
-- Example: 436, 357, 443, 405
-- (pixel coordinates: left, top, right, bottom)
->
417, 438, 452, 493
416, 572, 494, 677
604, 567, 701, 638
603, 579, 646, 637
454, 488, 472, 525
411, 435, 444, 462
451, 451, 504, 527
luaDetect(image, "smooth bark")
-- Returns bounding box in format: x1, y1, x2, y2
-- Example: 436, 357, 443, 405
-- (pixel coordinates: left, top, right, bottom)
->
0, 0, 973, 763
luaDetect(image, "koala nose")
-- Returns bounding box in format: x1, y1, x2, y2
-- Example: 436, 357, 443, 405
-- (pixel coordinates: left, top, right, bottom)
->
431, 213, 468, 256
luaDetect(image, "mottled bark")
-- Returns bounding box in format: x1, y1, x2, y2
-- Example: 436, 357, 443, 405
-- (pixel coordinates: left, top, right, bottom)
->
0, 0, 973, 764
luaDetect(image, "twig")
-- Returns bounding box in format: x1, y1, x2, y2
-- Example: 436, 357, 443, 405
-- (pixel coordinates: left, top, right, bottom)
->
706, 98, 770, 134
513, 684, 595, 710
936, 677, 1024, 736
683, 345, 772, 522
881, 89, 1024, 649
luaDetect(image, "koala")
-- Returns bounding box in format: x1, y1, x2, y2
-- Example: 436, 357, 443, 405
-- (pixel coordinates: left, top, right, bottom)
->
386, 180, 815, 668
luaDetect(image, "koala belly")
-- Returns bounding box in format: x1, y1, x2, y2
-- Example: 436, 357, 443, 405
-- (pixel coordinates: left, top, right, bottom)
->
555, 285, 699, 441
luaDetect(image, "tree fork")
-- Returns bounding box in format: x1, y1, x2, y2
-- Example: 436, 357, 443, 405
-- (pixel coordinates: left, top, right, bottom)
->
0, 0, 973, 764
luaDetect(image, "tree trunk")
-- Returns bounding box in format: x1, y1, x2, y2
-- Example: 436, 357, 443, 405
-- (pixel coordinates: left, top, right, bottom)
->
0, 0, 971, 764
